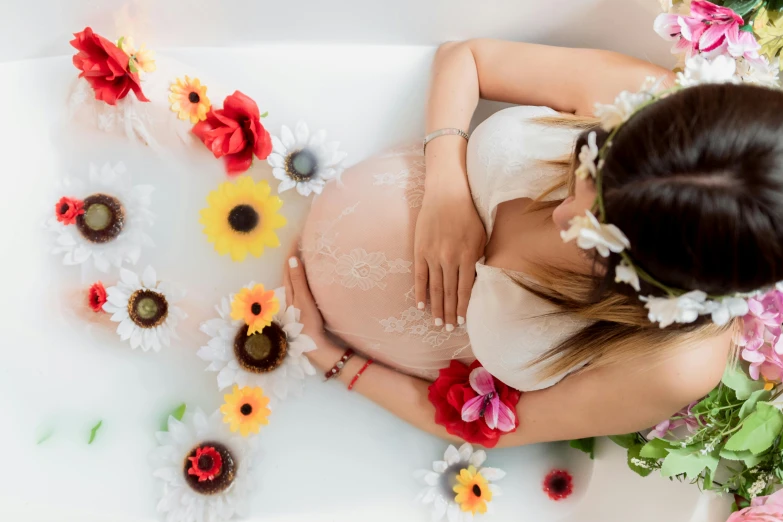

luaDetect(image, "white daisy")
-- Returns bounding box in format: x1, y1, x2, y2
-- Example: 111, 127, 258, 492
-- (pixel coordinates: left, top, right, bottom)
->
640, 290, 708, 328
197, 285, 318, 401
46, 162, 154, 273
151, 408, 258, 522
414, 443, 504, 522
574, 131, 598, 180
102, 266, 187, 352
560, 210, 630, 258
267, 121, 347, 197
676, 55, 738, 88
615, 259, 641, 292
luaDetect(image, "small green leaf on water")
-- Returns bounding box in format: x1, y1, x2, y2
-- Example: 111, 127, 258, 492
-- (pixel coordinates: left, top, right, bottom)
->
36, 428, 55, 445
88, 421, 103, 444
259, 111, 269, 118
161, 403, 187, 431
569, 437, 595, 459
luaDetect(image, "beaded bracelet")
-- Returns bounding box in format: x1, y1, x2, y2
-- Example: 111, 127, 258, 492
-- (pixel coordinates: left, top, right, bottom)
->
324, 348, 354, 381
348, 360, 374, 391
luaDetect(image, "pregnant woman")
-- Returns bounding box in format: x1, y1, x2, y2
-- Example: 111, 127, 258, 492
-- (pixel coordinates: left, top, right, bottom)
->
284, 40, 783, 446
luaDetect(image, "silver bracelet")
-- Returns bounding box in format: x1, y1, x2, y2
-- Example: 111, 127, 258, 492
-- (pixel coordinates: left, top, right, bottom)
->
423, 128, 470, 153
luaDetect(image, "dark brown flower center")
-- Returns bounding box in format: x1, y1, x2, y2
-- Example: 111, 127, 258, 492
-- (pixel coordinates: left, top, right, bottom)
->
472, 484, 482, 497
240, 404, 253, 416
251, 303, 262, 315
188, 91, 200, 104
549, 476, 569, 493
233, 322, 288, 373
227, 204, 259, 233
59, 203, 70, 214
184, 442, 236, 495
128, 289, 168, 328
285, 149, 318, 182
76, 194, 124, 243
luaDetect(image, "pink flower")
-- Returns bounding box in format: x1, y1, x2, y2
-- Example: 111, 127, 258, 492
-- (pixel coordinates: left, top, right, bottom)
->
461, 366, 517, 432
727, 490, 783, 522
743, 344, 783, 382
647, 401, 700, 439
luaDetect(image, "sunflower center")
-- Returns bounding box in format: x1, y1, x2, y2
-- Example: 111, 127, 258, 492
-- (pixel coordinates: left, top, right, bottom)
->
227, 204, 259, 233
76, 194, 125, 243
240, 404, 253, 416
286, 149, 318, 182
472, 484, 482, 497
251, 303, 262, 315
128, 290, 169, 328
184, 442, 236, 495
188, 91, 200, 103
234, 322, 288, 373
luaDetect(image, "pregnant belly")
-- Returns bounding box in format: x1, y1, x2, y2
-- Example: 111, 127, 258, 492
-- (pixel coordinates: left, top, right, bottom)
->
300, 143, 473, 379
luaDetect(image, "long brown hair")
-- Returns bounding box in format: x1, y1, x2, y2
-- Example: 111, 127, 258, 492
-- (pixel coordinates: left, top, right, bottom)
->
523, 84, 783, 380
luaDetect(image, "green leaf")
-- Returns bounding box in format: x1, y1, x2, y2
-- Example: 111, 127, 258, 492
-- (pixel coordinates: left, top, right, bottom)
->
259, 111, 269, 118
768, 0, 783, 12
117, 36, 125, 49
720, 448, 754, 460
627, 444, 654, 477
128, 58, 138, 74
569, 437, 595, 459
640, 438, 675, 459
660, 450, 718, 479
744, 453, 764, 468
722, 0, 764, 17
36, 428, 55, 445
704, 466, 714, 490
724, 403, 783, 454
88, 421, 103, 444
739, 389, 771, 419
608, 433, 638, 449
722, 365, 764, 400
161, 403, 187, 431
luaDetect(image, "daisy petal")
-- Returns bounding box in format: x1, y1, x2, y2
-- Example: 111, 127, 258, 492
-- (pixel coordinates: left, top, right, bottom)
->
444, 444, 460, 466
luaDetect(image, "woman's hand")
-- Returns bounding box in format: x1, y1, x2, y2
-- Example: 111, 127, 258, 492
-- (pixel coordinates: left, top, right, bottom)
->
284, 256, 325, 343
414, 153, 486, 330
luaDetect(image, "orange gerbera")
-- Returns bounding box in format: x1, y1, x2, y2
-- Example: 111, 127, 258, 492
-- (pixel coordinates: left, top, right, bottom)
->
169, 76, 210, 123
230, 284, 279, 335
453, 465, 493, 515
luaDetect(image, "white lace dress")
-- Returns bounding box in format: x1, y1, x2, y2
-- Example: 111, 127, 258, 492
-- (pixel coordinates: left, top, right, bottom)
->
301, 105, 586, 390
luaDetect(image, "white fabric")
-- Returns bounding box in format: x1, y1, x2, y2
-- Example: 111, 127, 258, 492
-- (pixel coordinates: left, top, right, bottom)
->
466, 105, 588, 390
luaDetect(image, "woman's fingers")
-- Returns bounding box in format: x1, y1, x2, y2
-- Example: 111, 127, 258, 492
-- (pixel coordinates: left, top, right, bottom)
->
442, 264, 459, 331
428, 264, 444, 327
414, 255, 429, 312
288, 256, 315, 304
457, 262, 475, 326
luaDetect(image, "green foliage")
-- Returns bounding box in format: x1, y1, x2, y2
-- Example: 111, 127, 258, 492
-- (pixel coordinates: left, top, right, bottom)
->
569, 437, 595, 459
161, 403, 187, 431
627, 444, 657, 477
608, 433, 637, 449
725, 403, 783, 454
722, 366, 765, 401
88, 421, 103, 444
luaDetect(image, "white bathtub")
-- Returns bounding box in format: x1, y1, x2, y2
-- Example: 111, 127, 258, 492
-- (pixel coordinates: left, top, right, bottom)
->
0, 1, 732, 521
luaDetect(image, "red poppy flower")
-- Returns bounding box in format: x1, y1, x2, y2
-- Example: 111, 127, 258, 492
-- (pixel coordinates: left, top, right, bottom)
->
70, 27, 149, 105
55, 197, 85, 225
192, 91, 273, 175
88, 282, 107, 313
543, 469, 573, 501
428, 360, 522, 448
187, 446, 223, 482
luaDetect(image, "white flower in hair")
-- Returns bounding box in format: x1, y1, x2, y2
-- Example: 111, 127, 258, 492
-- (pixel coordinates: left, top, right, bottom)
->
594, 90, 651, 131
736, 56, 780, 88
676, 55, 738, 88
703, 297, 750, 327
640, 291, 708, 328
575, 131, 599, 180
615, 260, 641, 291
561, 210, 630, 258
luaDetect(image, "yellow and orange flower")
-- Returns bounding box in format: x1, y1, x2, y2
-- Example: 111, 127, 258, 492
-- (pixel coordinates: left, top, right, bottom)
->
169, 75, 210, 123
231, 283, 280, 335
453, 465, 493, 515
220, 385, 271, 436
118, 36, 156, 73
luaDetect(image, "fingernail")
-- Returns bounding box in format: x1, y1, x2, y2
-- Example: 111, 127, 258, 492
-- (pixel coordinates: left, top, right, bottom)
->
446, 324, 454, 332
417, 302, 425, 310
457, 316, 465, 326
434, 318, 443, 327
289, 257, 299, 268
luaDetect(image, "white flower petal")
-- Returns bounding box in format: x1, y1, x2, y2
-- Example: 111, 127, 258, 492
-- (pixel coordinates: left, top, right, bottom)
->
457, 443, 473, 463
468, 450, 486, 468
444, 445, 460, 466
267, 153, 285, 168
280, 126, 296, 149
142, 266, 157, 288
294, 121, 310, 146
271, 135, 288, 155
277, 177, 296, 194
478, 467, 506, 481
446, 503, 461, 522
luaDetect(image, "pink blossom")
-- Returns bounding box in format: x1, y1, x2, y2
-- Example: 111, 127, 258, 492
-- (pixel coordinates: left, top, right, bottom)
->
740, 290, 783, 375
647, 401, 700, 439
743, 343, 783, 382
461, 366, 516, 432
727, 489, 783, 522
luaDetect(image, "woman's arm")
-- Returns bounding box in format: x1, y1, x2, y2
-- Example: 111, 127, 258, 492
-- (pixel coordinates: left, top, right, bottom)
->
286, 256, 728, 448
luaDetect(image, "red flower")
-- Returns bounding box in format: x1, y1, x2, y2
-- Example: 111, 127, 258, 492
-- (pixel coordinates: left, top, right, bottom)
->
88, 282, 107, 313
543, 469, 573, 501
187, 446, 223, 482
55, 197, 85, 225
70, 27, 149, 106
428, 360, 522, 448
192, 91, 273, 175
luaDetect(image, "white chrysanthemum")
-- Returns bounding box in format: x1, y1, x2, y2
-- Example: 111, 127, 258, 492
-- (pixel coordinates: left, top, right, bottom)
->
736, 57, 781, 88
46, 162, 154, 272
703, 297, 750, 327
640, 290, 708, 328
197, 286, 317, 401
414, 443, 504, 522
151, 408, 258, 522
102, 266, 187, 352
560, 210, 630, 258
594, 89, 652, 131
615, 260, 641, 292
676, 55, 738, 88
267, 121, 348, 197
574, 131, 598, 180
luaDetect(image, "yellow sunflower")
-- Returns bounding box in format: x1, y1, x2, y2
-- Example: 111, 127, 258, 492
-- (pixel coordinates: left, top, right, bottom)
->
453, 465, 493, 515
169, 75, 211, 123
200, 177, 286, 262
231, 283, 280, 335
220, 385, 271, 436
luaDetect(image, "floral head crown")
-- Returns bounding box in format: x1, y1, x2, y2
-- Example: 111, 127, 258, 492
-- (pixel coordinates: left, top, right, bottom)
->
561, 55, 781, 329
